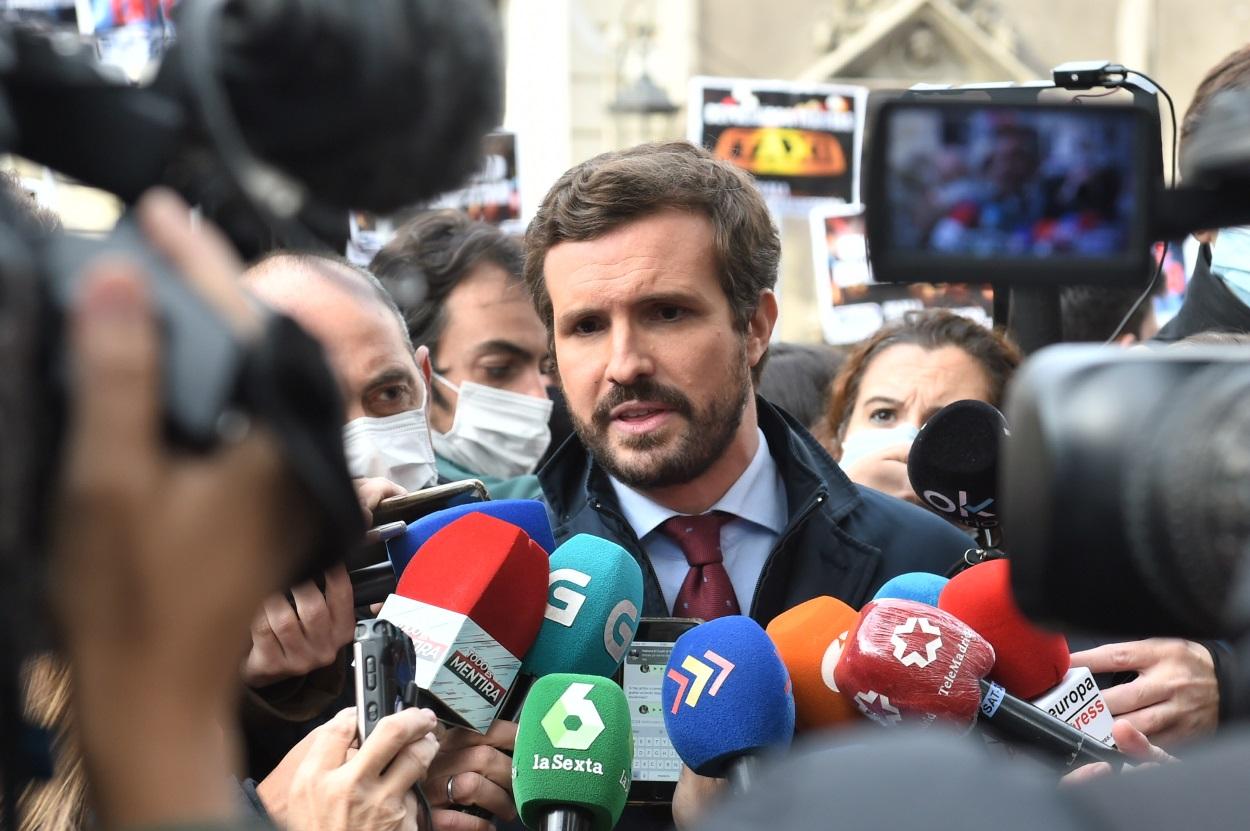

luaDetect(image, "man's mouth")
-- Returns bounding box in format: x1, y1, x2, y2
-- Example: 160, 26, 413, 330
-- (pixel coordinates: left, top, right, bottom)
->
608, 401, 677, 433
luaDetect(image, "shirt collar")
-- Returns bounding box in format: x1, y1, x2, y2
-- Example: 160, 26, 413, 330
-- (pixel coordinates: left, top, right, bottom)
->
607, 428, 786, 539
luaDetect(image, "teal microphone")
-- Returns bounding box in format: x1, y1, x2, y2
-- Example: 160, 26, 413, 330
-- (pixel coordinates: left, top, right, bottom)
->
513, 674, 633, 831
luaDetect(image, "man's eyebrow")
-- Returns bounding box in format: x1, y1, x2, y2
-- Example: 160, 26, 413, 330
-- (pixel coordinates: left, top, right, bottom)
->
555, 290, 705, 327
471, 340, 535, 360
363, 366, 416, 390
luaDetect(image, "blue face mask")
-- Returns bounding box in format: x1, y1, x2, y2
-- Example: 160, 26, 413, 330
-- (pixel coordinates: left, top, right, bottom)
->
1210, 227, 1250, 308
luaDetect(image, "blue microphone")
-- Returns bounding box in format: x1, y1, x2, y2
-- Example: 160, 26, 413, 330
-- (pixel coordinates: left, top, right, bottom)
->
661, 616, 794, 789
873, 572, 949, 606
386, 499, 556, 575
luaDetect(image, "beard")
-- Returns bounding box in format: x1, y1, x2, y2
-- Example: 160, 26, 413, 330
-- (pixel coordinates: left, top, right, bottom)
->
570, 341, 752, 490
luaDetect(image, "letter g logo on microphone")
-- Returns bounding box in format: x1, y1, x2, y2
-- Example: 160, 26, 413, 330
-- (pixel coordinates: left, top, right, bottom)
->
545, 568, 591, 627
603, 599, 639, 664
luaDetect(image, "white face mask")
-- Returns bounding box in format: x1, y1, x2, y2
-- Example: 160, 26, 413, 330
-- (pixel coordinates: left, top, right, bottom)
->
343, 410, 439, 492
431, 375, 554, 479
838, 424, 920, 470
1211, 226, 1250, 308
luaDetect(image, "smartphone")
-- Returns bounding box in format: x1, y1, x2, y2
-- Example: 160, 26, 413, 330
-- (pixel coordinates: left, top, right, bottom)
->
615, 617, 700, 805
348, 479, 489, 569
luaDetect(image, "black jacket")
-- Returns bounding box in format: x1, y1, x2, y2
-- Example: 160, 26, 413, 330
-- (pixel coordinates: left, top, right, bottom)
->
538, 398, 977, 624
1154, 243, 1250, 342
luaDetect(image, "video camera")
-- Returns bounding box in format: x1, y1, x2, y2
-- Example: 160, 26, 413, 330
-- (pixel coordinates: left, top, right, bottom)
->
0, 0, 502, 802
865, 63, 1250, 644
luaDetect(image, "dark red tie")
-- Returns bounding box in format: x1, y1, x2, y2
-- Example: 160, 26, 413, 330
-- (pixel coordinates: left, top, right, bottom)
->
661, 512, 740, 620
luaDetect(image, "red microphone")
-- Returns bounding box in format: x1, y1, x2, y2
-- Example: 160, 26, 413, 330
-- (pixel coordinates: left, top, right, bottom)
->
837, 599, 1125, 768
379, 512, 549, 731
939, 560, 1115, 747
834, 599, 995, 730
938, 560, 1069, 699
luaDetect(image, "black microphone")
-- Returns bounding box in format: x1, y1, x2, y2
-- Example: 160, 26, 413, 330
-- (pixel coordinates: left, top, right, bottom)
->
907, 399, 1009, 552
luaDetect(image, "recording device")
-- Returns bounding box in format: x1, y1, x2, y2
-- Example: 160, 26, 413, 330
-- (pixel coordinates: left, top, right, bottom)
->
1, 0, 504, 805
378, 512, 548, 731
615, 617, 699, 805
1002, 344, 1250, 639
835, 599, 1122, 767
661, 616, 795, 790
765, 596, 863, 732
353, 618, 417, 742
512, 674, 633, 831
372, 479, 490, 529
907, 399, 1009, 552
866, 100, 1155, 287
498, 534, 643, 721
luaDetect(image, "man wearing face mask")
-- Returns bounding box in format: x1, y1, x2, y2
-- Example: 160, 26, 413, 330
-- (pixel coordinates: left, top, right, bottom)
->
244, 252, 524, 829
371, 210, 554, 499
1154, 43, 1250, 343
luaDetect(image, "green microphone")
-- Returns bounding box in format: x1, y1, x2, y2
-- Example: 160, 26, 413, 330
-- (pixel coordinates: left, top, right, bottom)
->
513, 674, 633, 831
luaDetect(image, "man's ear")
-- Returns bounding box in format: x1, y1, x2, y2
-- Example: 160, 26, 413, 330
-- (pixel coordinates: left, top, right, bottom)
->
746, 290, 779, 369
415, 345, 433, 407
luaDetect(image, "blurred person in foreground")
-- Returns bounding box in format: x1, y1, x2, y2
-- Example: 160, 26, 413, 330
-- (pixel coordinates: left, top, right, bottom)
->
245, 251, 519, 831
26, 189, 439, 831
371, 210, 553, 498
817, 309, 1022, 505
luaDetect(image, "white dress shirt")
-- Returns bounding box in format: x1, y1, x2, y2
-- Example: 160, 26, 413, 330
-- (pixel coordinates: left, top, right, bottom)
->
608, 428, 788, 615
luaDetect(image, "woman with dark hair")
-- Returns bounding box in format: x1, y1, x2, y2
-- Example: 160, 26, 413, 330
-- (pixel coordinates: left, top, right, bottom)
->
817, 310, 1022, 504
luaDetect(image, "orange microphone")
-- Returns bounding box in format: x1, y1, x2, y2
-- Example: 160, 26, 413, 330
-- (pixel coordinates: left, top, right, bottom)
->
766, 596, 862, 732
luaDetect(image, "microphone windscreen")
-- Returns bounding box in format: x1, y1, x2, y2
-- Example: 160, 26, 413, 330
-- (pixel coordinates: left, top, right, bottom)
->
513, 674, 632, 831
395, 512, 548, 657
662, 616, 794, 777
766, 597, 862, 731
873, 573, 950, 606
523, 534, 644, 677
938, 560, 1070, 699
387, 499, 556, 575
834, 599, 994, 729
907, 399, 1007, 530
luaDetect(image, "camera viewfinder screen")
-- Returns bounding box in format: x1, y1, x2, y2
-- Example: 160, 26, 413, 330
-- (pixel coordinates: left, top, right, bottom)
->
883, 106, 1141, 261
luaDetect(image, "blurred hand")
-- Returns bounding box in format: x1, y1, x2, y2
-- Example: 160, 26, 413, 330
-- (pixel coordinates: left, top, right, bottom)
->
840, 443, 918, 504
357, 476, 408, 526
279, 708, 440, 831
1069, 638, 1218, 749
1059, 719, 1175, 786
243, 564, 356, 688
426, 720, 519, 831
50, 189, 304, 828
673, 766, 727, 831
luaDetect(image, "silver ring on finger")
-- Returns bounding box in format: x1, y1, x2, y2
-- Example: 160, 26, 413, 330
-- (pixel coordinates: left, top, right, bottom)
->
446, 774, 458, 806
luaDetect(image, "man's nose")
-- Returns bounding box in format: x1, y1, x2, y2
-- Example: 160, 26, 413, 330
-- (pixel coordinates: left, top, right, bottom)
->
604, 324, 655, 387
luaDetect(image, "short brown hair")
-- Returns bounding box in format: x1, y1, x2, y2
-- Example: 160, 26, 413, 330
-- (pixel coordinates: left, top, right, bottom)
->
523, 141, 780, 379
817, 310, 1022, 458
1180, 43, 1250, 178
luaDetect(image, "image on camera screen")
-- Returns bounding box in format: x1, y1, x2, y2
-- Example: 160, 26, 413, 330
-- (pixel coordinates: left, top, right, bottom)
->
884, 106, 1139, 260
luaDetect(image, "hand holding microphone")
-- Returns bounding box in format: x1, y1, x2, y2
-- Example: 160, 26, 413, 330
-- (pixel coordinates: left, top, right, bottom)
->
244, 563, 357, 689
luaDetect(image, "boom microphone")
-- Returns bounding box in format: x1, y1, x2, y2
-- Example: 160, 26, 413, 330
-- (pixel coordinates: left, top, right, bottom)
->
907, 399, 1009, 550
765, 597, 862, 732
513, 674, 632, 831
662, 616, 794, 787
378, 512, 548, 731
